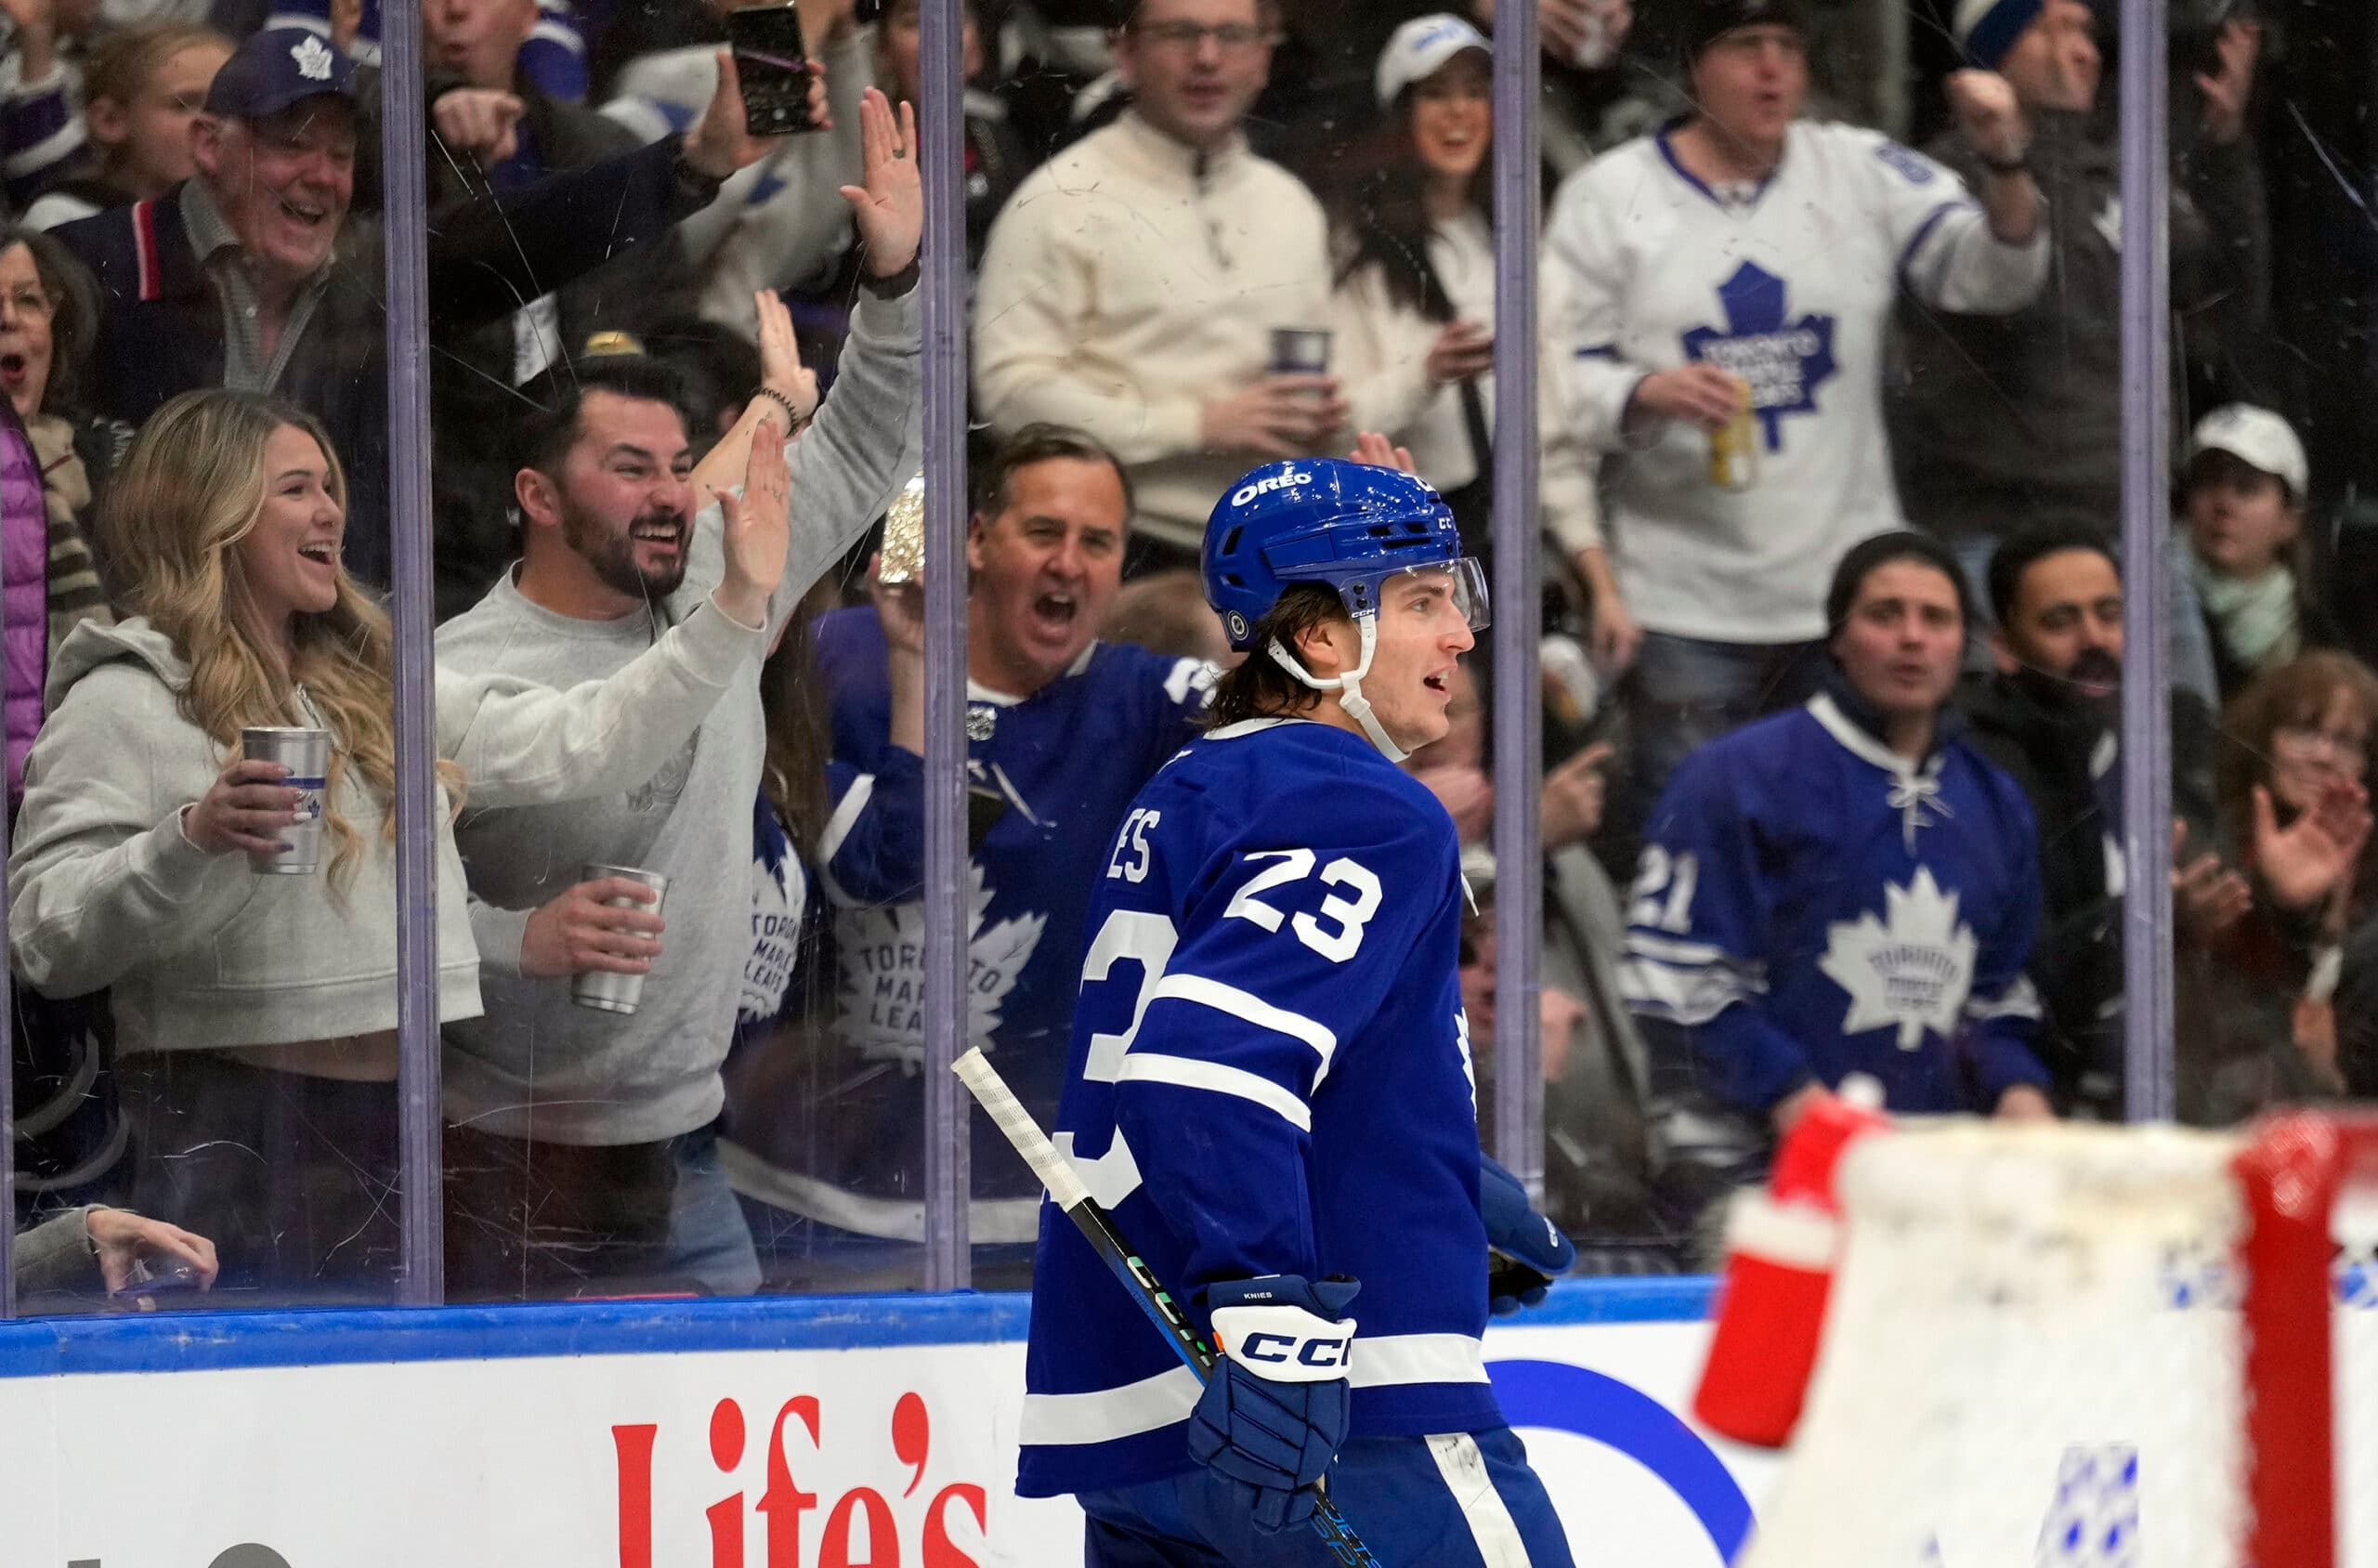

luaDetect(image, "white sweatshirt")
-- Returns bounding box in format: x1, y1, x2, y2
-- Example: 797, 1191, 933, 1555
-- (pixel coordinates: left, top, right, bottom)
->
973, 111, 1337, 552
9, 603, 763, 1055
1542, 120, 2049, 643
1327, 208, 1496, 496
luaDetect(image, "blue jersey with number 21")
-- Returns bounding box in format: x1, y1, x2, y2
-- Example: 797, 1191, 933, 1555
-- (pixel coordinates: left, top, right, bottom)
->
1016, 717, 1503, 1499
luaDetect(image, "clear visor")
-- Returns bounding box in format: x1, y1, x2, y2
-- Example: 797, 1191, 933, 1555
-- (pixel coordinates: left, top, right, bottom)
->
1353, 557, 1491, 634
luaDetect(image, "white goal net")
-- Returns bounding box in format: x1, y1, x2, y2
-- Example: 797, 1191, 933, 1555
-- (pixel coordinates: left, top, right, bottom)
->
1723, 1114, 2378, 1568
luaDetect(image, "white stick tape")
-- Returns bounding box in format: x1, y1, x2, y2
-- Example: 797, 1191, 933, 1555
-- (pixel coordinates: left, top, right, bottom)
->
954, 1047, 1091, 1211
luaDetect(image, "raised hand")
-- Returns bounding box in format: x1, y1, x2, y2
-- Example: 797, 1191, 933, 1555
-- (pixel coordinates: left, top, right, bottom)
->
2252, 780, 2374, 912
754, 288, 818, 426
1946, 68, 2030, 167
711, 414, 788, 626
685, 48, 790, 180
2195, 19, 2262, 145
839, 87, 922, 278
870, 550, 928, 657
1348, 430, 1418, 474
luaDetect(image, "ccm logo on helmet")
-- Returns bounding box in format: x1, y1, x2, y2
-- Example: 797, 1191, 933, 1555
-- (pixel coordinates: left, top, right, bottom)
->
1231, 469, 1315, 508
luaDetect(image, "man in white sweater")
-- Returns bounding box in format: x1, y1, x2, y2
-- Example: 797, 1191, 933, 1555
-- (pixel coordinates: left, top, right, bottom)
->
973, 0, 1348, 565
1540, 0, 2047, 850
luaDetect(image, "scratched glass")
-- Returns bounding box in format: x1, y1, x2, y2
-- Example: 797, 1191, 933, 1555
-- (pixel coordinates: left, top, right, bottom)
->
5, 30, 406, 1309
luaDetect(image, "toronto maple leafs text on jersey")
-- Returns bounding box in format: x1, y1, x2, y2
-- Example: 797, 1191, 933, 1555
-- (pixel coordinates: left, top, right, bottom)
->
1620, 689, 2050, 1117
1020, 719, 1504, 1498
1541, 119, 2050, 644
721, 606, 1214, 1241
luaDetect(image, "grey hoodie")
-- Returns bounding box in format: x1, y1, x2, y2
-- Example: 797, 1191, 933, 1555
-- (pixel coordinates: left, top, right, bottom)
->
7, 599, 764, 1055
437, 284, 921, 1145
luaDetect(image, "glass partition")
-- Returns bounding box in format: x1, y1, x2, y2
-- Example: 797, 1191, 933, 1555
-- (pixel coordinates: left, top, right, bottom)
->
9, 0, 2337, 1317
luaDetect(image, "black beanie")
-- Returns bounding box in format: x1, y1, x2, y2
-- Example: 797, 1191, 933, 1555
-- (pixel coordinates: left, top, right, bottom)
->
1681, 0, 1811, 64
1824, 531, 1975, 634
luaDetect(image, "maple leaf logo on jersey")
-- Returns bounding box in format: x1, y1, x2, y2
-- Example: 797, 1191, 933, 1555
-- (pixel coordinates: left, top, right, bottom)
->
1679, 261, 1838, 451
1818, 867, 1978, 1052
832, 862, 1047, 1068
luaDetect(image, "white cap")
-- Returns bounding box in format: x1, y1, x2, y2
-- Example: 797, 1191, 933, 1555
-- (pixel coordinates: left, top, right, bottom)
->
1376, 14, 1491, 110
2189, 403, 2308, 500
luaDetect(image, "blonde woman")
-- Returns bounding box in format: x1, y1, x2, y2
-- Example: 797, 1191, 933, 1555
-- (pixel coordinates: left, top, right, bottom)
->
7, 388, 791, 1301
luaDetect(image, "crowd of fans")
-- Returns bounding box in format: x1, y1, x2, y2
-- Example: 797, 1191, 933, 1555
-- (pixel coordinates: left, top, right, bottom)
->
0, 0, 2370, 1305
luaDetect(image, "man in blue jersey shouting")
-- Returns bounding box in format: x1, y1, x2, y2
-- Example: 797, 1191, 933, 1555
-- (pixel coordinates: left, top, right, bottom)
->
1017, 452, 1577, 1564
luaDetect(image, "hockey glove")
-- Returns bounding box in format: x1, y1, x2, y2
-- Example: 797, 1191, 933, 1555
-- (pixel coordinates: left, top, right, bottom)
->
1481, 1155, 1577, 1315
1187, 1274, 1360, 1533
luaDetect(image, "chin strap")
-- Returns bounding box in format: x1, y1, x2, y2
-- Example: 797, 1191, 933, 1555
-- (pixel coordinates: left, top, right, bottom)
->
1266, 615, 1409, 764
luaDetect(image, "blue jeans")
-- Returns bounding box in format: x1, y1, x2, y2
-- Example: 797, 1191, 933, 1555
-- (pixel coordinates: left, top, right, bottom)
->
663, 1123, 762, 1297
1078, 1428, 1574, 1568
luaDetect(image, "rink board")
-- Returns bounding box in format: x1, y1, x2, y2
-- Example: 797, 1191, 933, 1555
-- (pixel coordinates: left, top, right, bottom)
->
0, 1277, 1779, 1567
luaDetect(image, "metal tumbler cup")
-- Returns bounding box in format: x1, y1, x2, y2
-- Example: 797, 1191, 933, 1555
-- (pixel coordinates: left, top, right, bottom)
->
241, 726, 331, 875
1269, 326, 1334, 377
571, 863, 669, 1015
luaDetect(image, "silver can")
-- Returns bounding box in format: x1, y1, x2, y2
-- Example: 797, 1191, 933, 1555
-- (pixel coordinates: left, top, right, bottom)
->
241, 726, 331, 875
1269, 326, 1334, 377
571, 863, 669, 1015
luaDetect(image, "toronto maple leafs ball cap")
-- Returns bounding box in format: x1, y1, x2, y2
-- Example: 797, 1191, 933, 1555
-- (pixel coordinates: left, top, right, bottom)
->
1823, 530, 1976, 634
205, 27, 359, 122
1682, 0, 1810, 63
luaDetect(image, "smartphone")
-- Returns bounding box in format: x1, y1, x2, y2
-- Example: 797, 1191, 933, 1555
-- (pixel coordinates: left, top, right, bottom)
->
727, 3, 820, 137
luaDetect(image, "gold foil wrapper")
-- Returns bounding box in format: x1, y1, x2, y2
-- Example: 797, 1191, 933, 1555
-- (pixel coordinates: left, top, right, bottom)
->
878, 473, 926, 584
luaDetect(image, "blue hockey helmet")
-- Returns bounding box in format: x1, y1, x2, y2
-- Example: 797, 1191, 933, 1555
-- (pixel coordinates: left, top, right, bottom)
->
1202, 458, 1489, 761
1202, 459, 1487, 651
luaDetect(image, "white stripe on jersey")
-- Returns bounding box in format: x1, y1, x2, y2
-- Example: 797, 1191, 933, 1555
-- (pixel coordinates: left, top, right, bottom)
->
815, 771, 876, 907
1150, 972, 1339, 1082
1118, 1052, 1312, 1131
1018, 1365, 1200, 1446
1349, 1332, 1490, 1389
1426, 1432, 1536, 1567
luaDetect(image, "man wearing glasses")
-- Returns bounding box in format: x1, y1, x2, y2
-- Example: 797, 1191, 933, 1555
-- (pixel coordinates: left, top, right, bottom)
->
974, 0, 1354, 572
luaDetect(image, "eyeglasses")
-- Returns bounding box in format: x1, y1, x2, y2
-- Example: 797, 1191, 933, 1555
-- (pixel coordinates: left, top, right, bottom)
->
2274, 723, 2371, 770
1131, 20, 1277, 53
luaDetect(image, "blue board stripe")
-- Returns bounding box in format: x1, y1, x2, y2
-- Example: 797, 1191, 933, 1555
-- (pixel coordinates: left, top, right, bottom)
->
0, 1276, 1714, 1379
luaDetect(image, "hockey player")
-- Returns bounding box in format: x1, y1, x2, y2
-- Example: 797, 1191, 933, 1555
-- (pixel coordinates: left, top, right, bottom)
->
1540, 0, 2048, 841
1623, 532, 2053, 1201
1019, 456, 1578, 1565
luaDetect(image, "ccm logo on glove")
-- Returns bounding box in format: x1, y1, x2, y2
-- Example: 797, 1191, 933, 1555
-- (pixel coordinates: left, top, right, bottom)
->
1211, 1302, 1358, 1381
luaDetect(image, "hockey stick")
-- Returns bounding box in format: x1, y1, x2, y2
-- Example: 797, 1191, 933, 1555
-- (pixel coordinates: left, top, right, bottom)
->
953, 1047, 1385, 1568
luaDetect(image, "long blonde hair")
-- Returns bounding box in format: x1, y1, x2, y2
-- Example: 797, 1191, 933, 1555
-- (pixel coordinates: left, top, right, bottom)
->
98, 389, 460, 886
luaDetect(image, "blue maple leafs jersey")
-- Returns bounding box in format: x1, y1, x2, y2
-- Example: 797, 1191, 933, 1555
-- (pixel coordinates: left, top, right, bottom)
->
1018, 718, 1501, 1499
1621, 691, 2050, 1116
752, 606, 1214, 1239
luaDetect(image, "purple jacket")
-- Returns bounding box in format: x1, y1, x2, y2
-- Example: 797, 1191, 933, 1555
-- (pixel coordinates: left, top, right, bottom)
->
2, 408, 46, 800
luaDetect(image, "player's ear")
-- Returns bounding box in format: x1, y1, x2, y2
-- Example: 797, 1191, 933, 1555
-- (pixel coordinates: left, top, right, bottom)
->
1292, 614, 1358, 679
